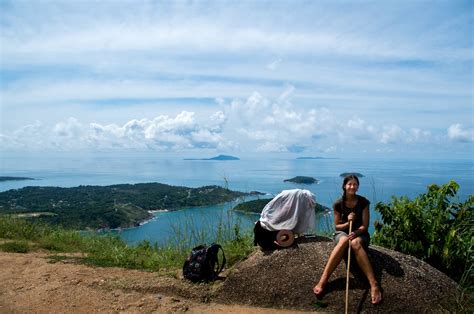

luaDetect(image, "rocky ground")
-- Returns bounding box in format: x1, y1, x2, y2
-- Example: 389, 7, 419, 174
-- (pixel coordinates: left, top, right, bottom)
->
217, 236, 459, 313
0, 237, 461, 313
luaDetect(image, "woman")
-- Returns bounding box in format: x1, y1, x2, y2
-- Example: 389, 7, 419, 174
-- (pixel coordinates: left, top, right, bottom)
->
313, 175, 382, 305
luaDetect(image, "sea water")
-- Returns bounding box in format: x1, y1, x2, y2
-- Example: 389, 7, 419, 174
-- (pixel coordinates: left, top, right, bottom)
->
1, 152, 472, 246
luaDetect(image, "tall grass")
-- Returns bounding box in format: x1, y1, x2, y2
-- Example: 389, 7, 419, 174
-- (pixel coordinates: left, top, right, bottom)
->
0, 214, 254, 271
0, 197, 335, 272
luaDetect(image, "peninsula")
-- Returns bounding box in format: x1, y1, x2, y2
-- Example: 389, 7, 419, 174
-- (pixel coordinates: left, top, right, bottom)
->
233, 198, 329, 214
0, 183, 247, 229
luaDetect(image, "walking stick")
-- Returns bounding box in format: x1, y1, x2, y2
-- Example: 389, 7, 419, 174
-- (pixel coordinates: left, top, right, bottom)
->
345, 220, 353, 314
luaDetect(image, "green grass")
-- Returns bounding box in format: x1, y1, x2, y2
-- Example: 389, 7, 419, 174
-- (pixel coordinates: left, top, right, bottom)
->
0, 204, 336, 271
0, 240, 30, 253
0, 214, 255, 271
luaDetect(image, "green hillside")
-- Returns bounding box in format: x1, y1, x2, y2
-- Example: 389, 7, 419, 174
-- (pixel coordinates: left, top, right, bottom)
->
0, 183, 246, 229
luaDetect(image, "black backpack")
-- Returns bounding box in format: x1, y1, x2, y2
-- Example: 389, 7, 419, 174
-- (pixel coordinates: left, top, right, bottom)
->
182, 243, 226, 283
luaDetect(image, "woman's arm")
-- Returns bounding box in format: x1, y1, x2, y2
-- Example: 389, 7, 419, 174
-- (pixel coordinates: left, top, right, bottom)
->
346, 204, 369, 240
360, 205, 369, 234
334, 206, 350, 231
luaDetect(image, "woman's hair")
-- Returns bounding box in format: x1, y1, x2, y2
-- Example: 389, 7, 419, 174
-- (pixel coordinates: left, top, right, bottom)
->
341, 174, 360, 211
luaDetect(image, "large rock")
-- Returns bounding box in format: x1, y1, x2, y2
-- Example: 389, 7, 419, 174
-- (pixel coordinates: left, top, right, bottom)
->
215, 236, 458, 312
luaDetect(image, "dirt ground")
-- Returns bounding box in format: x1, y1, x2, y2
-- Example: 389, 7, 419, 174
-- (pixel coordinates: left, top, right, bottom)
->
0, 238, 460, 313
0, 251, 310, 313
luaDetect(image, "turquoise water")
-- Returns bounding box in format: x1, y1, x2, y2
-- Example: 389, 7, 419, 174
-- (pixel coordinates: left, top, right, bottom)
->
1, 153, 472, 246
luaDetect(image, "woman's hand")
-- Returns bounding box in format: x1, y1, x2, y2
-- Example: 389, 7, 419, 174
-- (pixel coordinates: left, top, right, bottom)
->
347, 212, 357, 240
348, 231, 358, 240
348, 212, 356, 221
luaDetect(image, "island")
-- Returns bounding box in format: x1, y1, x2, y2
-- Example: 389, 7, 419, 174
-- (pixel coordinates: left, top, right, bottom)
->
184, 154, 239, 161
232, 198, 329, 214
339, 172, 364, 178
0, 183, 247, 230
284, 176, 318, 184
0, 176, 35, 182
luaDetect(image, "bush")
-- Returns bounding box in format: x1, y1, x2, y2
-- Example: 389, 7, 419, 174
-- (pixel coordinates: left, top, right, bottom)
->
372, 180, 473, 283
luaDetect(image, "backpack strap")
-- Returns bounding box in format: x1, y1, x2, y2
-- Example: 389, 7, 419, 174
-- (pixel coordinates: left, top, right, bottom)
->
208, 243, 226, 276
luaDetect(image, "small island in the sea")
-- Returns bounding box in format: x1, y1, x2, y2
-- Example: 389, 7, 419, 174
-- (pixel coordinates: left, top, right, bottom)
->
184, 154, 240, 161
340, 172, 364, 178
284, 176, 318, 184
233, 198, 329, 214
0, 176, 35, 182
296, 156, 339, 160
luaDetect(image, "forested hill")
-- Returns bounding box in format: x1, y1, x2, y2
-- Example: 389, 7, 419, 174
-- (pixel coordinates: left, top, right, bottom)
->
0, 183, 246, 230
233, 198, 330, 214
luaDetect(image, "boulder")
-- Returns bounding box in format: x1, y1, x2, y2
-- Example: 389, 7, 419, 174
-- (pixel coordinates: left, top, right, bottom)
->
215, 236, 458, 312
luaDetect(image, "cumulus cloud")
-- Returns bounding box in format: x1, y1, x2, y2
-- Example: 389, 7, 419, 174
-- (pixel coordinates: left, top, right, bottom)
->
54, 117, 84, 138
346, 117, 376, 140
380, 124, 404, 144
406, 128, 431, 143
1, 111, 229, 151
447, 124, 474, 142
1, 88, 462, 154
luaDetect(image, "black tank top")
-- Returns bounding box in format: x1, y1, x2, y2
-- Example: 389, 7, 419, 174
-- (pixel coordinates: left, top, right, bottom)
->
333, 195, 370, 234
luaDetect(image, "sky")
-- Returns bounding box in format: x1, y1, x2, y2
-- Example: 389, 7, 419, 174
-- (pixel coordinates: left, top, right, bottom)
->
0, 0, 473, 158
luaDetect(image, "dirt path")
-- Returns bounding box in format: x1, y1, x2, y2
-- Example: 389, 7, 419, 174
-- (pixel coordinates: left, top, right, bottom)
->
0, 251, 310, 313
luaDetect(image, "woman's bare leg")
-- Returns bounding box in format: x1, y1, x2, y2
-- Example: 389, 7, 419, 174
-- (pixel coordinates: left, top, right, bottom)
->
313, 236, 349, 295
351, 238, 382, 304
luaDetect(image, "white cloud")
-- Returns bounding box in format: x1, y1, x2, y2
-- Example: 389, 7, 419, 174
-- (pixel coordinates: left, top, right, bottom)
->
256, 142, 287, 153
3, 87, 467, 155
1, 111, 228, 151
267, 58, 282, 71
54, 117, 83, 138
346, 117, 376, 141
447, 124, 474, 142
222, 90, 438, 153
406, 128, 431, 143
380, 125, 404, 144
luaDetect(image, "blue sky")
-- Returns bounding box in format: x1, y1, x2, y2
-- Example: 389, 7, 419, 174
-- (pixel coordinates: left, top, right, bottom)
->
0, 0, 473, 158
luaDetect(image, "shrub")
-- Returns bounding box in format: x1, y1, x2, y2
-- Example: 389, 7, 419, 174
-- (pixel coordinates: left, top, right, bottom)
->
372, 180, 473, 283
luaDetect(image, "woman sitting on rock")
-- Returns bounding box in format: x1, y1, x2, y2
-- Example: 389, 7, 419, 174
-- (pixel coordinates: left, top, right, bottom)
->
313, 174, 382, 305
254, 189, 316, 250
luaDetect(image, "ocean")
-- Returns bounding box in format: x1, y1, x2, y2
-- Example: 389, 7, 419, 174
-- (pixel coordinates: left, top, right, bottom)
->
1, 152, 472, 246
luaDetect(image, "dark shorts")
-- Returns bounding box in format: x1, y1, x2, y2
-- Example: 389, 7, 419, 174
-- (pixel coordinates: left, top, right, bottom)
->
334, 231, 370, 249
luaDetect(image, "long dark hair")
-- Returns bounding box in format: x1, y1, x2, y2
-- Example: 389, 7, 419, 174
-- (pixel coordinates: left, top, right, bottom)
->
341, 174, 360, 212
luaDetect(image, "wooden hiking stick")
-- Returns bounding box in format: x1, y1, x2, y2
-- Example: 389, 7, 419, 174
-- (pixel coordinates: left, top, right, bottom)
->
345, 220, 353, 314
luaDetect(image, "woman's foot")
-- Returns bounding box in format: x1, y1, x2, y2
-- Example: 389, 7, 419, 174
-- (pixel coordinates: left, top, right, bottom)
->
313, 283, 325, 299
371, 284, 383, 305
